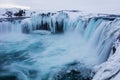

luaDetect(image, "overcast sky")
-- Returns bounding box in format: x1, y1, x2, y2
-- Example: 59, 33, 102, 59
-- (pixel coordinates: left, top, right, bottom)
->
0, 0, 120, 14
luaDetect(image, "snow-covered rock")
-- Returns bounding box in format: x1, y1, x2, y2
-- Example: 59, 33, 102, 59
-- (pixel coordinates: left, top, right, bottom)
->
0, 8, 32, 22
92, 39, 120, 80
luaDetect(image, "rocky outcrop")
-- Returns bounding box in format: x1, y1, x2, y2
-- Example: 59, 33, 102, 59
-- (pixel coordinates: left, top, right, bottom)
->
53, 62, 92, 80
0, 8, 31, 22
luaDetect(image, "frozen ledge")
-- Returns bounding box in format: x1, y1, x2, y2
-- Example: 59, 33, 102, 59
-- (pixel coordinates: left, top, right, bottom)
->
0, 17, 30, 22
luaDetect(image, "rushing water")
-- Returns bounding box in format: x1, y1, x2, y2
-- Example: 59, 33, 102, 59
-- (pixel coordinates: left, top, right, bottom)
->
0, 11, 120, 80
0, 32, 97, 80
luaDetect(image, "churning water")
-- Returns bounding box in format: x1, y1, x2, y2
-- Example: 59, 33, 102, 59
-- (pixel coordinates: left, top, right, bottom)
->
0, 11, 120, 80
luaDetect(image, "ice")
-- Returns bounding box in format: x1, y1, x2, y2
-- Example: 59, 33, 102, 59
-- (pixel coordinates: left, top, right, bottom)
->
93, 40, 120, 80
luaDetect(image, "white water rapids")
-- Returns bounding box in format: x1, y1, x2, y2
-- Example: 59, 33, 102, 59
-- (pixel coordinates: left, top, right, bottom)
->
0, 11, 120, 80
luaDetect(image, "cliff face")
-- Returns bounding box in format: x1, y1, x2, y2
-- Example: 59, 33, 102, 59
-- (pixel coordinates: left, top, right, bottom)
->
93, 39, 120, 80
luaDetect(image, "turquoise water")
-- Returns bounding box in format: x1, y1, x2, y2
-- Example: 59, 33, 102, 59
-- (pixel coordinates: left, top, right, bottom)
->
0, 32, 98, 80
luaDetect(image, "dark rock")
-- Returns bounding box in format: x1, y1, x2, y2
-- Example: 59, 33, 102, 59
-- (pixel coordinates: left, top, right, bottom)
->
14, 10, 25, 17
5, 11, 13, 18
0, 75, 17, 80
113, 46, 116, 53
53, 63, 92, 80
55, 21, 64, 33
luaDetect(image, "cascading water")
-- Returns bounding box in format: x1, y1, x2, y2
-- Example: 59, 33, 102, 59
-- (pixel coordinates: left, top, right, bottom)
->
0, 11, 120, 80
0, 21, 22, 34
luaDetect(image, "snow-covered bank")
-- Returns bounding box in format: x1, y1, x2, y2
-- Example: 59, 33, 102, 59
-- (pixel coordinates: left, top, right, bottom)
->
0, 8, 31, 22
93, 38, 120, 80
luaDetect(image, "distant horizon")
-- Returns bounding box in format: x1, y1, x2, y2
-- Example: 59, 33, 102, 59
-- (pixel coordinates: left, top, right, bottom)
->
0, 0, 120, 14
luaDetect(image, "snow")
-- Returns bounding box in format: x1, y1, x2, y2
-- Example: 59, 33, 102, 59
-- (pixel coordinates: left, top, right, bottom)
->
0, 8, 31, 18
93, 40, 120, 80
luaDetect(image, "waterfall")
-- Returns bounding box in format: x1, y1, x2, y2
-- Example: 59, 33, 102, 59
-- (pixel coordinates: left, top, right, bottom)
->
21, 11, 120, 63
0, 11, 120, 80
0, 11, 119, 63
0, 21, 22, 34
